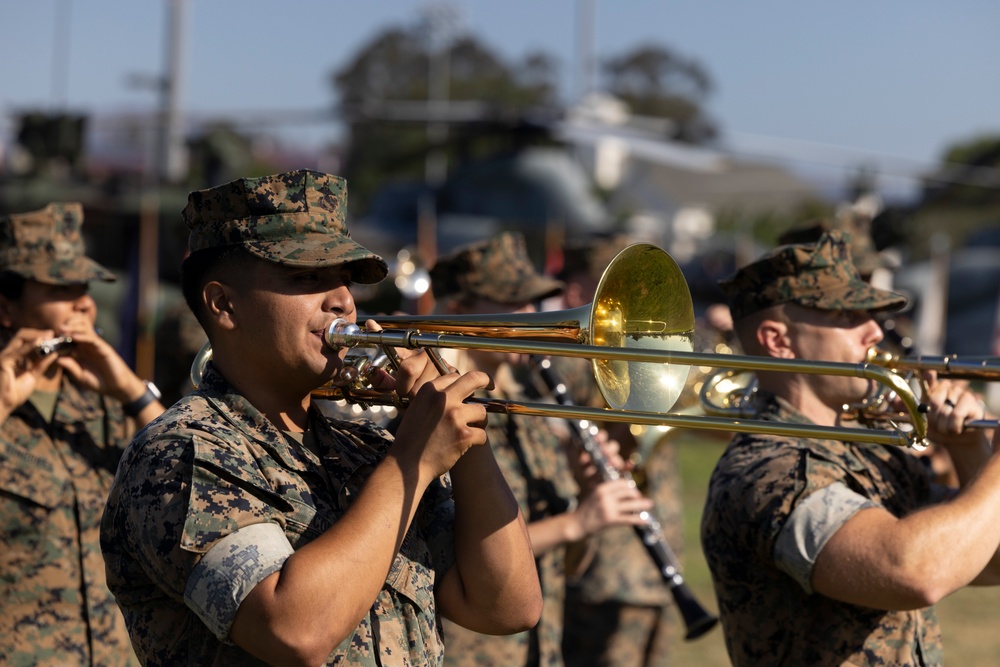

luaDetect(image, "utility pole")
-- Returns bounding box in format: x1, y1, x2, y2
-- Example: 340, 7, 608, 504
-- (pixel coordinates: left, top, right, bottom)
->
135, 0, 189, 378
421, 1, 459, 187
416, 2, 460, 313
51, 0, 72, 110
575, 0, 597, 101
160, 0, 189, 183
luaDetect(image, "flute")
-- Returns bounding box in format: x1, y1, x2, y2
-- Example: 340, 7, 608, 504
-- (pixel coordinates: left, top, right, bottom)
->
34, 335, 74, 357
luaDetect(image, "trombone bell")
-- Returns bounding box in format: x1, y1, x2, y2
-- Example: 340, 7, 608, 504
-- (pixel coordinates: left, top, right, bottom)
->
333, 243, 696, 414
589, 243, 695, 413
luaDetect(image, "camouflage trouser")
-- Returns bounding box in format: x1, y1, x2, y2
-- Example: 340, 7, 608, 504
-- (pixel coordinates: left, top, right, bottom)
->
562, 599, 675, 667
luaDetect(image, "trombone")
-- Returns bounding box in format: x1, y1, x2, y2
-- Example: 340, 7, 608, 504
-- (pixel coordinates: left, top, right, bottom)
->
700, 349, 999, 435
192, 243, 929, 448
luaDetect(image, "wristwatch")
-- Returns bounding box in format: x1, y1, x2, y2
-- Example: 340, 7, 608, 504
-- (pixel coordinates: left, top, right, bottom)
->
123, 380, 162, 417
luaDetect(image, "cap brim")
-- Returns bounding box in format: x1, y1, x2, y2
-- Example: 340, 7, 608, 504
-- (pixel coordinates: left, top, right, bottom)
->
245, 234, 388, 284
507, 275, 565, 304
809, 280, 907, 314
25, 257, 117, 285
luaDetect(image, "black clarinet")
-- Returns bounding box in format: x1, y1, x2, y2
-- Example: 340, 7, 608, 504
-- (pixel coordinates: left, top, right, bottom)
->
530, 355, 719, 641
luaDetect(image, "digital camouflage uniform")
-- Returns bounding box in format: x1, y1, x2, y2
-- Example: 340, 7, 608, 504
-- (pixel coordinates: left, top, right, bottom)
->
702, 231, 942, 666
441, 363, 577, 667
101, 363, 456, 666
431, 232, 569, 667
701, 392, 943, 666
0, 203, 136, 666
100, 170, 475, 666
553, 237, 683, 667
549, 355, 680, 667
0, 378, 138, 667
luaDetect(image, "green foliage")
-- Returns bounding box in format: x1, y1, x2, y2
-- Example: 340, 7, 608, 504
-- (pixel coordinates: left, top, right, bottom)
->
922, 133, 1000, 208
331, 26, 560, 212
886, 133, 1000, 258
602, 43, 718, 144
940, 134, 1000, 165
713, 198, 835, 247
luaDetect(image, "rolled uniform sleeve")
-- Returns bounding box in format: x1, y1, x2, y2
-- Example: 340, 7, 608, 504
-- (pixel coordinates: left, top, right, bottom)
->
186, 522, 294, 641
773, 482, 878, 593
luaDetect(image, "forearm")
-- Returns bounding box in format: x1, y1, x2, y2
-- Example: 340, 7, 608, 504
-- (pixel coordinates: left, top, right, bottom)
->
894, 454, 1000, 597
947, 432, 995, 488
527, 512, 585, 555
814, 451, 1000, 609
438, 445, 541, 634
232, 452, 432, 665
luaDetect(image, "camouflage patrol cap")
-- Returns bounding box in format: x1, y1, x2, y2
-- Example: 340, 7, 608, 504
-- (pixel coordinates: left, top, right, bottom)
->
0, 203, 116, 285
182, 169, 388, 283
719, 230, 907, 320
430, 231, 564, 305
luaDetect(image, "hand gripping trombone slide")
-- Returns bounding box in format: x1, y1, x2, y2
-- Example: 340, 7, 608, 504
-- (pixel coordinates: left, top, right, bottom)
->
529, 355, 718, 641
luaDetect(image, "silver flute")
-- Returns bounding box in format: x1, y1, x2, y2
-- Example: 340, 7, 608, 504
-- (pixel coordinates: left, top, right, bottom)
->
34, 335, 74, 357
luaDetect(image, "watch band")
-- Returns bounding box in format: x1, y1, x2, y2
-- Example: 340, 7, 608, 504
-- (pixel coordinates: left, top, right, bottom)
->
123, 381, 161, 417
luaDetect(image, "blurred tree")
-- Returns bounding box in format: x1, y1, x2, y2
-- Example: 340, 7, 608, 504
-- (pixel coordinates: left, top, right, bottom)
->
331, 25, 560, 212
922, 134, 1000, 207
601, 43, 718, 144
905, 133, 1000, 255
15, 111, 88, 175
186, 123, 255, 188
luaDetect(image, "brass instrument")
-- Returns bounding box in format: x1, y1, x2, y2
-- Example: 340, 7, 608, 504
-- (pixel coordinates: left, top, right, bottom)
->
859, 348, 999, 431
192, 243, 929, 448
701, 349, 1000, 434
866, 348, 1000, 381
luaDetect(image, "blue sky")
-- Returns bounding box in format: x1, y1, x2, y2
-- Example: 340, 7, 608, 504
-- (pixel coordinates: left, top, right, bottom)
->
3, 0, 999, 195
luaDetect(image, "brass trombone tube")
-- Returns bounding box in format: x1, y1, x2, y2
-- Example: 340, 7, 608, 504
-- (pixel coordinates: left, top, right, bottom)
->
867, 349, 1000, 381
324, 324, 924, 447
315, 387, 914, 447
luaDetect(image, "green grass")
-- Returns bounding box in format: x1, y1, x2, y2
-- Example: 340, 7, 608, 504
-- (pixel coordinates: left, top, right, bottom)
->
667, 430, 1000, 666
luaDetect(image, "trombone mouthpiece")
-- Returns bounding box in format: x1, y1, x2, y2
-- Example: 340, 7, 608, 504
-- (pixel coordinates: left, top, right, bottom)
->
325, 318, 364, 348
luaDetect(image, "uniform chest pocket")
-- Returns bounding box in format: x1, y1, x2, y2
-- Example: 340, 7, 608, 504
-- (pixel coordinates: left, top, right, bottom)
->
0, 446, 67, 511
0, 449, 69, 559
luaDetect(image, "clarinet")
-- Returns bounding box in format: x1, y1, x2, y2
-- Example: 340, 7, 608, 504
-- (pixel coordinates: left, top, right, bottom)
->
530, 355, 719, 641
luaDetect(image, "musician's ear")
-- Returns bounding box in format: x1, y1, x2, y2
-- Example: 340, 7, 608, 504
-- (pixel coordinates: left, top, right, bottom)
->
757, 318, 792, 358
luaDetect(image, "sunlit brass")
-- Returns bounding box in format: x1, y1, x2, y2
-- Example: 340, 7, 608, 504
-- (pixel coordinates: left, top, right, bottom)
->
701, 347, 1000, 436
866, 348, 1000, 381
191, 243, 929, 448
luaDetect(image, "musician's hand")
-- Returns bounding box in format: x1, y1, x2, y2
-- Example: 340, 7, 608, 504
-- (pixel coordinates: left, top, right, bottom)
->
54, 320, 146, 404
571, 429, 628, 491
924, 374, 989, 446
570, 479, 654, 539
0, 328, 61, 420
392, 360, 493, 479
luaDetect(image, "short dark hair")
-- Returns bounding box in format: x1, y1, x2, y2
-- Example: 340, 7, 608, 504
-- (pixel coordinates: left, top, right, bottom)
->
180, 245, 256, 327
0, 271, 26, 301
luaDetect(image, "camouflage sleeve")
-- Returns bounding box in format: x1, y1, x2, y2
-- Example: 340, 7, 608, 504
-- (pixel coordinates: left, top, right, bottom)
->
419, 474, 457, 580
185, 522, 294, 641
119, 426, 290, 606
773, 481, 878, 593
181, 436, 291, 551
